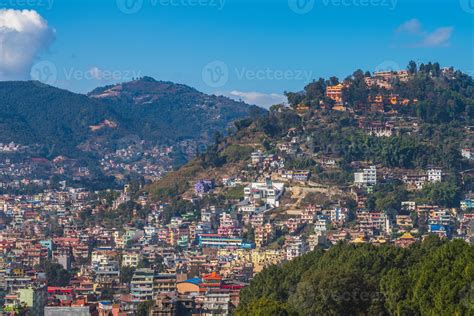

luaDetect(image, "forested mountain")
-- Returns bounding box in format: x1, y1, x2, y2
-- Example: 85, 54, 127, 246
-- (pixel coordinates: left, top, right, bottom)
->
0, 78, 263, 158
88, 77, 265, 144
0, 81, 125, 156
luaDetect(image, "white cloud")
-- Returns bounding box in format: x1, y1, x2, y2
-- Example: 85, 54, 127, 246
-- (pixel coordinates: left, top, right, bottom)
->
395, 19, 453, 48
223, 90, 287, 109
0, 9, 55, 80
419, 27, 453, 47
396, 18, 422, 35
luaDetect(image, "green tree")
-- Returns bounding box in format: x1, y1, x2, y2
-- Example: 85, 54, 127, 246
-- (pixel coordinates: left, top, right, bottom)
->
136, 300, 155, 316
120, 266, 136, 284
44, 261, 71, 286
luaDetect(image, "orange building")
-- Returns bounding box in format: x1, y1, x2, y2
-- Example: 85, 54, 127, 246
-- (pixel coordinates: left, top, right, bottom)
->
395, 232, 416, 248
326, 84, 344, 104
176, 278, 202, 295
201, 272, 222, 288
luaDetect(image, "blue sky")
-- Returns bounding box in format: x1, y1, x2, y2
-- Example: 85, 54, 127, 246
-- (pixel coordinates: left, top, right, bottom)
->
0, 0, 473, 107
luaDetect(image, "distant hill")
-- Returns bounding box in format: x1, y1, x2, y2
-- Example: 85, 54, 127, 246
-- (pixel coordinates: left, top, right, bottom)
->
0, 81, 125, 156
0, 78, 264, 158
88, 76, 265, 144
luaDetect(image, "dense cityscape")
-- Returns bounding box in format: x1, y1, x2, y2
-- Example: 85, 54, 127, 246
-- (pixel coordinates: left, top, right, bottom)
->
1, 0, 473, 315
0, 63, 473, 315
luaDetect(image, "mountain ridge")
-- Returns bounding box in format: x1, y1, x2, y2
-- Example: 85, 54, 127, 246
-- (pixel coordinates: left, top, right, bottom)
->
0, 78, 265, 158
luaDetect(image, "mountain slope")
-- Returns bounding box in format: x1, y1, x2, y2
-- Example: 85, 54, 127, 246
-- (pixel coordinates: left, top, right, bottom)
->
0, 78, 264, 158
0, 81, 125, 156
88, 77, 265, 144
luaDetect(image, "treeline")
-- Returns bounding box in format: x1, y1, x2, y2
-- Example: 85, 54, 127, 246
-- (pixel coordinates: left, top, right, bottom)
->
284, 61, 474, 125
236, 236, 474, 315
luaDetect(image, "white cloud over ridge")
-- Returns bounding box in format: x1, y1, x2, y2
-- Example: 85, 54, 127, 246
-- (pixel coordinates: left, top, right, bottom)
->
0, 9, 55, 80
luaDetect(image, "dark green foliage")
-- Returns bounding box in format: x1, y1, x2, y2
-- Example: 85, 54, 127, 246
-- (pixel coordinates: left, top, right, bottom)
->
256, 110, 301, 137
0, 81, 124, 157
44, 261, 72, 286
220, 144, 253, 163
120, 266, 136, 284
367, 180, 408, 214
237, 238, 474, 316
284, 157, 316, 170
310, 122, 464, 172
136, 300, 155, 316
418, 180, 462, 207
235, 298, 294, 316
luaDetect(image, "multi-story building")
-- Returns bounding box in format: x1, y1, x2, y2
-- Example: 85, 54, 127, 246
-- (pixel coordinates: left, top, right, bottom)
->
354, 166, 377, 187
356, 210, 387, 232
285, 236, 307, 261
326, 84, 344, 104
202, 292, 231, 316
244, 179, 285, 207
91, 249, 120, 285
153, 273, 176, 297
131, 268, 155, 302
198, 234, 251, 249
427, 168, 442, 183
122, 251, 141, 267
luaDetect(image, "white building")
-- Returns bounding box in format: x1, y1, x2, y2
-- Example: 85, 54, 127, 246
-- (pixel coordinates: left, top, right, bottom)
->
244, 179, 285, 207
251, 150, 264, 165
462, 148, 474, 160
285, 236, 307, 261
354, 166, 377, 187
427, 168, 442, 183
314, 217, 328, 233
